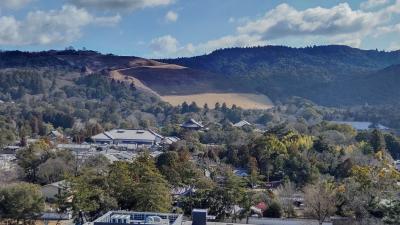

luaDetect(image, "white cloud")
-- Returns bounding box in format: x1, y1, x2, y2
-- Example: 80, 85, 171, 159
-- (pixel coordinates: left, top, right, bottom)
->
237, 3, 385, 40
0, 5, 120, 46
385, 0, 400, 13
69, 0, 174, 11
150, 1, 400, 57
150, 35, 179, 54
194, 34, 267, 54
149, 34, 267, 57
360, 0, 389, 10
388, 42, 400, 51
375, 23, 400, 36
165, 10, 178, 22
2, 0, 31, 10
235, 2, 400, 48
329, 34, 363, 48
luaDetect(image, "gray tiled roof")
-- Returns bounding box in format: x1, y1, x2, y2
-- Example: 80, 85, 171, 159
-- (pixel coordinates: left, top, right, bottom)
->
233, 120, 251, 127
181, 119, 204, 128
92, 129, 162, 141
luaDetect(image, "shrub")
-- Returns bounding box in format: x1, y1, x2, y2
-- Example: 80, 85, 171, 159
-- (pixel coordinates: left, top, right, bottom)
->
264, 201, 282, 218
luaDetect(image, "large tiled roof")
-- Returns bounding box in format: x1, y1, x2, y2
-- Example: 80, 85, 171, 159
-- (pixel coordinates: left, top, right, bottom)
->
92, 129, 162, 141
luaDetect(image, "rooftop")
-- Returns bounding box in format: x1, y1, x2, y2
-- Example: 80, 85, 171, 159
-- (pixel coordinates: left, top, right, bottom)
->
233, 120, 251, 127
92, 129, 162, 141
181, 119, 204, 128
92, 211, 182, 225
43, 180, 69, 189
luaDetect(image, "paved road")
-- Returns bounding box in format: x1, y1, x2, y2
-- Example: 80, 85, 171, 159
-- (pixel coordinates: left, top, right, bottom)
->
248, 218, 332, 225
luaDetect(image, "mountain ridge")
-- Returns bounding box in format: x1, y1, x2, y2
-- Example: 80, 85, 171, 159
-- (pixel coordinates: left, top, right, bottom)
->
161, 45, 400, 106
1, 45, 400, 108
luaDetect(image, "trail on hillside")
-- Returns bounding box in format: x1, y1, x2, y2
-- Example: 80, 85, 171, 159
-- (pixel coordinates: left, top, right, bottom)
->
110, 68, 160, 97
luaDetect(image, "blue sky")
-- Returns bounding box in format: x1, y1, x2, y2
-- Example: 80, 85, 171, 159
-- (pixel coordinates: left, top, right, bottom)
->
0, 0, 399, 57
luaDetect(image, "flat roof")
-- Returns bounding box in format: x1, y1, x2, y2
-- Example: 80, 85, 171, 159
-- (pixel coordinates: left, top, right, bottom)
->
92, 211, 182, 225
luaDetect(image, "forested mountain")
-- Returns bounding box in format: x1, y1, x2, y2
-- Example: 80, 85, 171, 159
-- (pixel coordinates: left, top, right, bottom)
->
2, 46, 400, 108
0, 50, 175, 146
1, 46, 400, 146
162, 45, 400, 106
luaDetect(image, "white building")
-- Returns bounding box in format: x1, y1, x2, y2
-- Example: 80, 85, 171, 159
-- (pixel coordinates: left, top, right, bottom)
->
91, 129, 163, 147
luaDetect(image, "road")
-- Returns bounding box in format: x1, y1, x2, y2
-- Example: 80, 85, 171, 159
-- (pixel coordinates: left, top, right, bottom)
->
248, 218, 332, 225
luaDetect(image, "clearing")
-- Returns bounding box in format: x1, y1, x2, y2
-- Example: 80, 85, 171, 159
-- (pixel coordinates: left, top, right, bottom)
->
161, 93, 274, 110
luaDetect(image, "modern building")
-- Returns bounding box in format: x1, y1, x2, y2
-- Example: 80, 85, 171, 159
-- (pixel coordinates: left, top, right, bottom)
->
180, 119, 204, 130
91, 129, 163, 147
91, 211, 183, 225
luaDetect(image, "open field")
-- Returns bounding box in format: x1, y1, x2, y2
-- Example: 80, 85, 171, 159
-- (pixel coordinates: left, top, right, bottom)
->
161, 93, 274, 110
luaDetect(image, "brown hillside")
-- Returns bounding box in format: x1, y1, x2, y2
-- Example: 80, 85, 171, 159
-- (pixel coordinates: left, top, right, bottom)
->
117, 66, 245, 95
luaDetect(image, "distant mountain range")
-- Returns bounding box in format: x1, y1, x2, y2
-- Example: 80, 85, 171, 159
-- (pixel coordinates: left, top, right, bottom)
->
1, 45, 400, 108
162, 45, 400, 106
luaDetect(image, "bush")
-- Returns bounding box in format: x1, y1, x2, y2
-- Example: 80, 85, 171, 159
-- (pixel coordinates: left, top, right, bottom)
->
264, 201, 282, 218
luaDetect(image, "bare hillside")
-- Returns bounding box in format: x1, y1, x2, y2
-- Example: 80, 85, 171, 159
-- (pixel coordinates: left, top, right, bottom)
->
161, 93, 274, 109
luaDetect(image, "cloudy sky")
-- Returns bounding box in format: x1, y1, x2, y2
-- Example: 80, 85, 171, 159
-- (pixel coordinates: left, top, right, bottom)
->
0, 0, 399, 57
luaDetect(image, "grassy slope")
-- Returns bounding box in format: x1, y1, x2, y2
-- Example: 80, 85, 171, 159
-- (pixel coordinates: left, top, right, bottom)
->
161, 93, 274, 109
